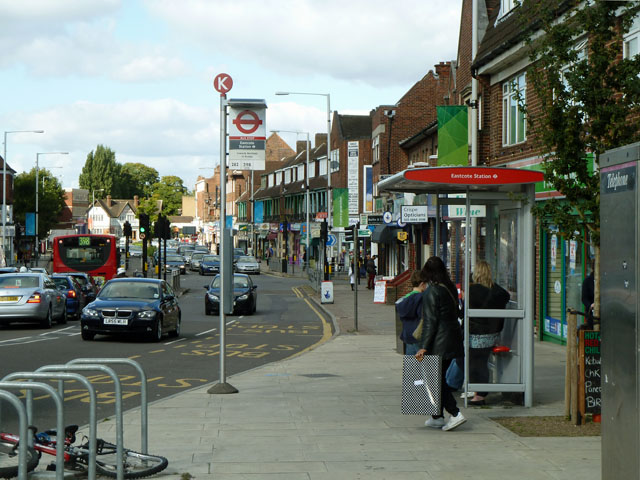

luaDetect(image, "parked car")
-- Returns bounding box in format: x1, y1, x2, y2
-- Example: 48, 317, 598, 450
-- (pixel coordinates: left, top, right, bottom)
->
164, 254, 187, 274
235, 256, 260, 275
0, 273, 67, 327
152, 247, 178, 266
199, 255, 220, 275
80, 278, 181, 341
183, 250, 196, 266
29, 267, 49, 275
51, 274, 89, 320
204, 273, 257, 316
128, 245, 143, 257
189, 252, 207, 272
194, 245, 209, 253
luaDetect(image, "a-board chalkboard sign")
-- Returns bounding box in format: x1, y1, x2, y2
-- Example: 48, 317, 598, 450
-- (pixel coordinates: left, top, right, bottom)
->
579, 330, 601, 418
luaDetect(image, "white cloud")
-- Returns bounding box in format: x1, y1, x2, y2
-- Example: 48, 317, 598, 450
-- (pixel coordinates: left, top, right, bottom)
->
0, 2, 189, 82
147, 0, 462, 87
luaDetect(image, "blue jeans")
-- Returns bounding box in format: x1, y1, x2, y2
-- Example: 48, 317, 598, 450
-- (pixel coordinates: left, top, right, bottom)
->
405, 343, 420, 355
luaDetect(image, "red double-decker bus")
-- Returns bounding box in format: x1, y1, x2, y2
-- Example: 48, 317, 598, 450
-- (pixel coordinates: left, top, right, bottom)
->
52, 234, 120, 285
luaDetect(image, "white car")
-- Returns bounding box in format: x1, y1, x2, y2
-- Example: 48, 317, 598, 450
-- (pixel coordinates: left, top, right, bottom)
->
234, 256, 260, 275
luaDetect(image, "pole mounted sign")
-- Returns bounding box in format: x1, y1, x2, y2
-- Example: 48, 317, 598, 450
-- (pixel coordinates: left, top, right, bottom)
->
213, 73, 233, 95
228, 99, 267, 171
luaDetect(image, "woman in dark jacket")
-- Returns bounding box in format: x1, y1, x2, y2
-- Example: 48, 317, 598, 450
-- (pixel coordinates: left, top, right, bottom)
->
415, 256, 466, 432
396, 270, 427, 355
467, 260, 510, 405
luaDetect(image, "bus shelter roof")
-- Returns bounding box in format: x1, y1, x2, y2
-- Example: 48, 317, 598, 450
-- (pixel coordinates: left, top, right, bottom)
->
378, 166, 544, 195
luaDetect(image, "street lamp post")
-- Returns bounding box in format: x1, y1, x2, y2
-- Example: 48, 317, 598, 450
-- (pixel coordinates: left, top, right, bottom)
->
271, 130, 311, 271
35, 153, 67, 262
3, 130, 44, 265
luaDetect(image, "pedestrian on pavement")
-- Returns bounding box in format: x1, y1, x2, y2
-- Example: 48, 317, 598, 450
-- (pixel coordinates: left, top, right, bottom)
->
349, 261, 355, 291
365, 254, 377, 289
396, 270, 427, 355
466, 260, 510, 406
415, 256, 466, 431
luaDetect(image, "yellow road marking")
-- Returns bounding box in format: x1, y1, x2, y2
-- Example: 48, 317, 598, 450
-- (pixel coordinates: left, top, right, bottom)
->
128, 355, 142, 359
284, 297, 332, 360
149, 349, 165, 354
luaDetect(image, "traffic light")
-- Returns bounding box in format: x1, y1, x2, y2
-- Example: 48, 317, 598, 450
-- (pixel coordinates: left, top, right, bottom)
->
320, 220, 328, 242
344, 225, 354, 242
123, 221, 132, 238
139, 213, 149, 239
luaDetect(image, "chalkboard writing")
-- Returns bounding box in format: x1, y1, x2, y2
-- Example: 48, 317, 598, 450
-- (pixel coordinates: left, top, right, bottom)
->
580, 330, 601, 415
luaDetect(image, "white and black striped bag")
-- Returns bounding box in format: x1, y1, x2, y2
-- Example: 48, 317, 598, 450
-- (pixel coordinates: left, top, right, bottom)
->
401, 355, 442, 415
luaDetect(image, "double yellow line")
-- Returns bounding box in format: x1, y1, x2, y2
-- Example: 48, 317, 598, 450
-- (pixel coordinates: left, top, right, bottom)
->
289, 286, 333, 358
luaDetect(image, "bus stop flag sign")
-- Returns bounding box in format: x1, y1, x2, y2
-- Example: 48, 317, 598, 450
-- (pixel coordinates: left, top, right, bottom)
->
229, 101, 267, 171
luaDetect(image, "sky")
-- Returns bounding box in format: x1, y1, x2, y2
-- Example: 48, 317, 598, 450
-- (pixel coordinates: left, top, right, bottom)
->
0, 0, 463, 193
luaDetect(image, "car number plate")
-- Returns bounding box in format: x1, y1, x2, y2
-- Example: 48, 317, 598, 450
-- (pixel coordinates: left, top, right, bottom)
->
104, 318, 128, 326
0, 296, 18, 302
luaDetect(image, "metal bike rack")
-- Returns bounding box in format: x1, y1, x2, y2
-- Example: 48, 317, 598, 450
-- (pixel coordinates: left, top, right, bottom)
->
37, 364, 125, 480
3, 372, 98, 480
0, 381, 65, 480
67, 358, 149, 454
0, 389, 29, 480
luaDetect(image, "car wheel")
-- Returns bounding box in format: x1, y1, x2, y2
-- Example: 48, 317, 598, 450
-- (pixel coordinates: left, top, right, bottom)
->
41, 307, 53, 329
169, 316, 181, 338
151, 317, 163, 342
81, 330, 95, 341
58, 306, 68, 325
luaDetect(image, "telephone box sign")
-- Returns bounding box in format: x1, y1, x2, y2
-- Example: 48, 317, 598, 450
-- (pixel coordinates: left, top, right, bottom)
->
228, 100, 267, 171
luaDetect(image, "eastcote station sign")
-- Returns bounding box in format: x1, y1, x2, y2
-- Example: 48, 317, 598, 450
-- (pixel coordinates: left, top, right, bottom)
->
228, 99, 267, 171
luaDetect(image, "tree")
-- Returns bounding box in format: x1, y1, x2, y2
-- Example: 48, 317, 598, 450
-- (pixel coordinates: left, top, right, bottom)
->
520, 0, 640, 323
14, 169, 66, 240
150, 176, 188, 216
121, 163, 159, 198
78, 145, 122, 198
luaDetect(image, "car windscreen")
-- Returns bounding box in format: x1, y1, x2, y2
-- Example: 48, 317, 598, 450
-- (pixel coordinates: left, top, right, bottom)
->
100, 282, 160, 299
0, 276, 40, 288
70, 275, 88, 286
238, 256, 256, 263
203, 256, 219, 262
165, 255, 183, 262
191, 253, 206, 260
233, 277, 249, 288
52, 278, 70, 289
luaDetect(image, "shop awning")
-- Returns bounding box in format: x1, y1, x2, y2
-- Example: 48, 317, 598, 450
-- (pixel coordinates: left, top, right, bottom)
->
372, 225, 399, 243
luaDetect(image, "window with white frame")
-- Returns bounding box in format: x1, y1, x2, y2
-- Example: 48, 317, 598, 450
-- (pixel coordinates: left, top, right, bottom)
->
284, 169, 291, 184
624, 16, 639, 62
372, 135, 380, 164
330, 148, 339, 173
319, 156, 327, 176
309, 161, 316, 178
276, 171, 282, 185
502, 72, 526, 146
268, 173, 274, 188
559, 40, 587, 108
297, 164, 304, 180
498, 0, 517, 20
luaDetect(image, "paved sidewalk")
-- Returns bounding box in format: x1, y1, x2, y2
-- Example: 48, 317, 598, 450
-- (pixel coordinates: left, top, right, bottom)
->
95, 271, 601, 479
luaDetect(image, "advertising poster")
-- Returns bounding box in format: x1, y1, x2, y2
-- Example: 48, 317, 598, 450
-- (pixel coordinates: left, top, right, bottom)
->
437, 105, 468, 166
348, 142, 359, 214
333, 188, 349, 228
254, 201, 264, 223
364, 165, 373, 212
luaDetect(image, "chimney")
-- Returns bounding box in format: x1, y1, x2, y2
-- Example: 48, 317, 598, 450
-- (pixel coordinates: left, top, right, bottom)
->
315, 133, 327, 148
106, 195, 112, 207
133, 195, 139, 208
296, 140, 307, 154
435, 61, 451, 77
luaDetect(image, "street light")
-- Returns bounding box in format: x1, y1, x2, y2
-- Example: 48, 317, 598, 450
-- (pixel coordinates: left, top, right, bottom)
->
275, 91, 331, 227
271, 129, 310, 271
35, 152, 68, 262
3, 129, 44, 265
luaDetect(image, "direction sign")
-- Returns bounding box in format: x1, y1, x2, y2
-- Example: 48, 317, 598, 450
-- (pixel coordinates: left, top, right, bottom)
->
326, 234, 337, 247
213, 73, 233, 94
358, 229, 371, 237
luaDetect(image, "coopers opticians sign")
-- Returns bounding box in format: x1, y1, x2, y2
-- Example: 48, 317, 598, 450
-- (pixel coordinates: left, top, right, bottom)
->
401, 205, 429, 223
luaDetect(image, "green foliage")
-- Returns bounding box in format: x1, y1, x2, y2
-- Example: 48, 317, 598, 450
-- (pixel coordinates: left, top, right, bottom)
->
120, 163, 159, 198
78, 145, 122, 198
520, 0, 640, 247
14, 169, 66, 240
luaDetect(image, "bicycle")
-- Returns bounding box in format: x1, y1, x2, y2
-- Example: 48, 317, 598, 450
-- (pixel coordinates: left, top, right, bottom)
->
0, 424, 168, 479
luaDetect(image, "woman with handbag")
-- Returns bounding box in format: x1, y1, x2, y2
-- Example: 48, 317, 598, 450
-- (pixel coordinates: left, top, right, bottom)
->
415, 256, 466, 431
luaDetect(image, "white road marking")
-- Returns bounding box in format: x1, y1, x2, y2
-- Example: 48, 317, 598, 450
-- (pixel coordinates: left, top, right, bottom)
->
164, 337, 186, 345
196, 328, 217, 336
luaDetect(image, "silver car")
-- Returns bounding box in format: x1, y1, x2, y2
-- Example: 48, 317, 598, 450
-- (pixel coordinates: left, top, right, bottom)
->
0, 273, 67, 328
234, 256, 260, 275
189, 252, 207, 271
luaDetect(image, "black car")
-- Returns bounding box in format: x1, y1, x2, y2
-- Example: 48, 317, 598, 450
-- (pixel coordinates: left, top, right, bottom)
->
80, 278, 181, 341
199, 255, 220, 275
66, 272, 99, 301
204, 273, 257, 316
51, 274, 90, 319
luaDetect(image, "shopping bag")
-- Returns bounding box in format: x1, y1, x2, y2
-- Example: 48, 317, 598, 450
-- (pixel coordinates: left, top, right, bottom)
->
401, 354, 442, 415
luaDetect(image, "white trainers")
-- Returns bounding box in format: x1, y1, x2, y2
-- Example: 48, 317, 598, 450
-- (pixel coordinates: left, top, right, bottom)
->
424, 417, 446, 428
460, 391, 475, 399
442, 412, 466, 431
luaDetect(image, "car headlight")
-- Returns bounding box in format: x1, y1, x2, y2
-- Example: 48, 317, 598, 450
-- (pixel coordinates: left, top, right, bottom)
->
138, 310, 157, 319
83, 308, 99, 318
237, 294, 249, 301
208, 293, 219, 301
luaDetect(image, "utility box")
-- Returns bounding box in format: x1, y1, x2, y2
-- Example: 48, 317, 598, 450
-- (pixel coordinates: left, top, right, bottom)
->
600, 142, 640, 479
320, 281, 334, 304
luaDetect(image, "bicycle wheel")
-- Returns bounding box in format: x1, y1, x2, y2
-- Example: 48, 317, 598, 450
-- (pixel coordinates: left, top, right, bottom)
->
0, 440, 39, 479
93, 441, 168, 479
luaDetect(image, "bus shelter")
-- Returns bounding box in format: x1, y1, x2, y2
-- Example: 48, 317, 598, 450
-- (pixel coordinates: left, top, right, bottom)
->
378, 166, 543, 407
